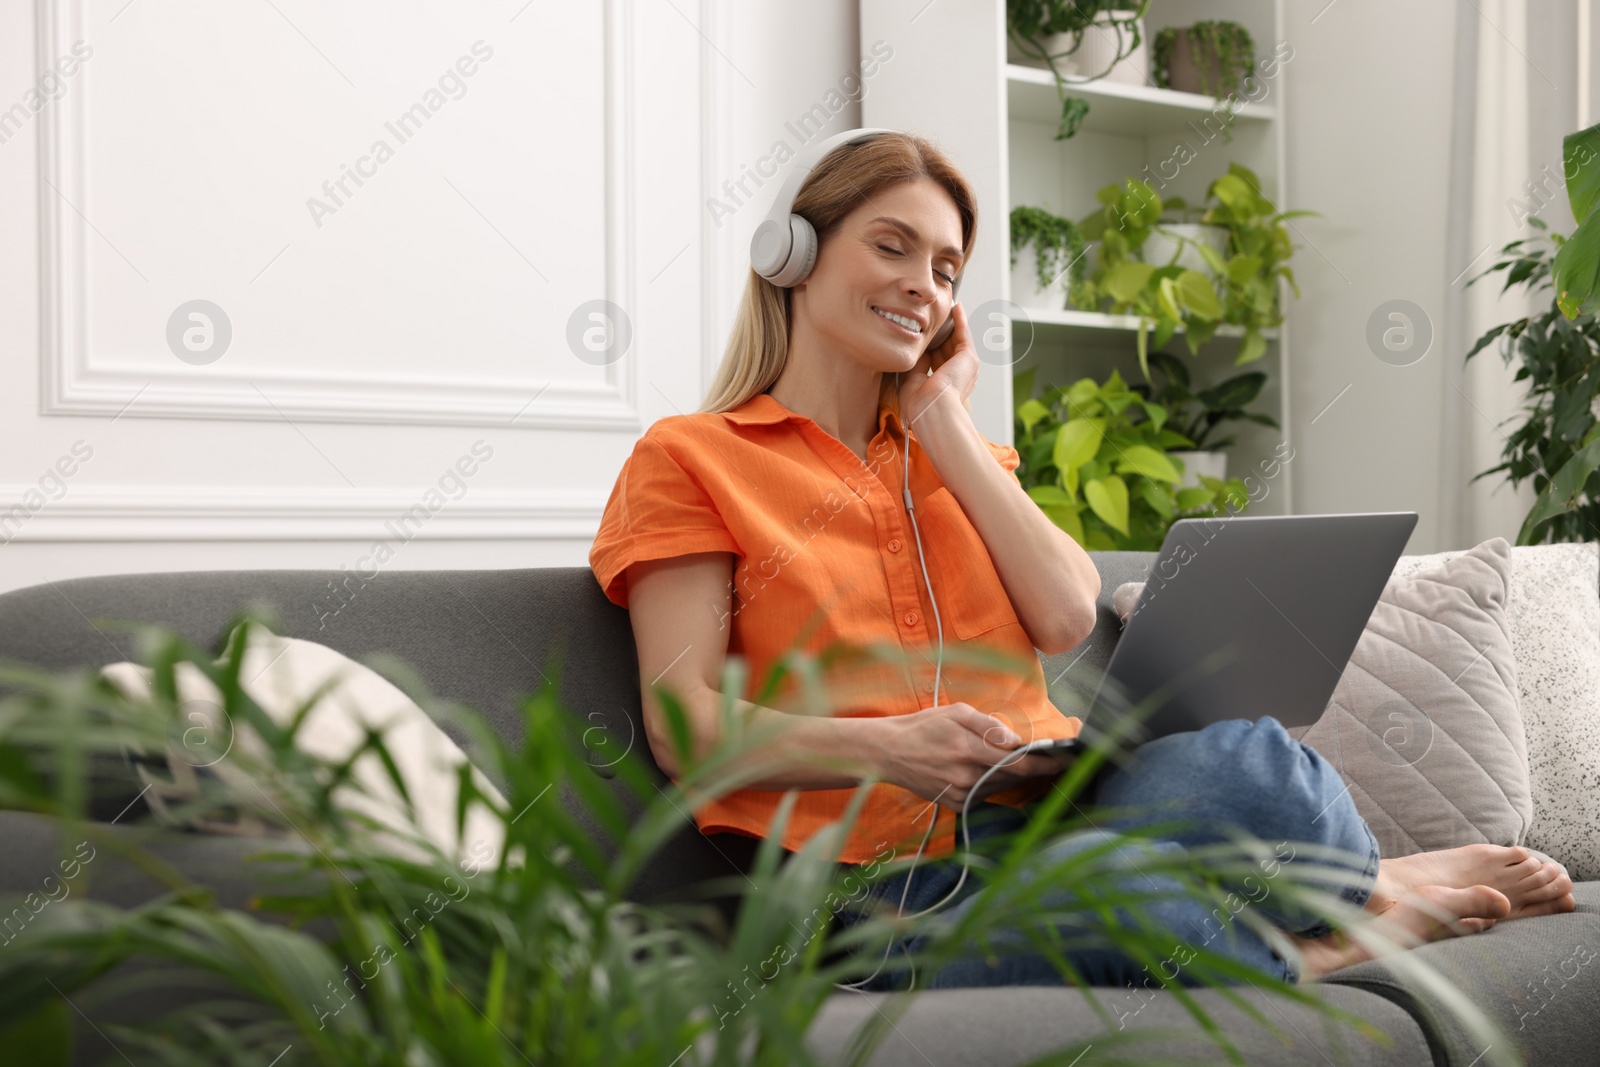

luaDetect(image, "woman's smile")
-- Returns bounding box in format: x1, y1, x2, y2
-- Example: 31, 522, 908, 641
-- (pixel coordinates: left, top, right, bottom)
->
872, 305, 924, 339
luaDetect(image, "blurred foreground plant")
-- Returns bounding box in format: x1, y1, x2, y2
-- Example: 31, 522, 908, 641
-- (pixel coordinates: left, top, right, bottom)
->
0, 608, 1520, 1066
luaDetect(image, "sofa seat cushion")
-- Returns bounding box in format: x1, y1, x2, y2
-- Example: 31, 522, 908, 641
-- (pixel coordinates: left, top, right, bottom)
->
804, 979, 1432, 1066
1323, 880, 1600, 1066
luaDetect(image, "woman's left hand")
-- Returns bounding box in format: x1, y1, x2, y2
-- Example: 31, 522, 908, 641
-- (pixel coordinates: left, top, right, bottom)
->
897, 301, 979, 423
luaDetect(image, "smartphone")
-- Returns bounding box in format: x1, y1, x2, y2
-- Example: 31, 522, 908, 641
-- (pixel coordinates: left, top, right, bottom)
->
1017, 737, 1086, 761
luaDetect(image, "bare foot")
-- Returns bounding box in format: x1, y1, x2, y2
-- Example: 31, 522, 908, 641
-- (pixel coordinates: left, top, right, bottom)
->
1373, 844, 1575, 920
1296, 884, 1512, 980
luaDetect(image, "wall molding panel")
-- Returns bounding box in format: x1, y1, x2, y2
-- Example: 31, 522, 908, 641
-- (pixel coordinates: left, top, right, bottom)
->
35, 0, 642, 432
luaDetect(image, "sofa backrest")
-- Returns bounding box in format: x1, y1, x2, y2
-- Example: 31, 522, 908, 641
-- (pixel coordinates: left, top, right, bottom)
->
0, 554, 1156, 913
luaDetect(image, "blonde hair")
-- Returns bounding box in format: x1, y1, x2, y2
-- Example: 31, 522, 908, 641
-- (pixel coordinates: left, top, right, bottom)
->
698, 131, 978, 416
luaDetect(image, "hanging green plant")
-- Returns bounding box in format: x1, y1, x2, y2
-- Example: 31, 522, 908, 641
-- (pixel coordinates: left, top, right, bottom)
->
1194, 162, 1315, 366
1152, 20, 1256, 99
1074, 178, 1223, 380
1010, 205, 1087, 302
1005, 0, 1150, 140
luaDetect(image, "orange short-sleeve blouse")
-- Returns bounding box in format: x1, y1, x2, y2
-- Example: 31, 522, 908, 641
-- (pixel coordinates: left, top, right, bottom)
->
588, 388, 1081, 864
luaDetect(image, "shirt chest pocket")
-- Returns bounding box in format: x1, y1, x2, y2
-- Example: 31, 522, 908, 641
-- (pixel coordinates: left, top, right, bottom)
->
912, 486, 1019, 641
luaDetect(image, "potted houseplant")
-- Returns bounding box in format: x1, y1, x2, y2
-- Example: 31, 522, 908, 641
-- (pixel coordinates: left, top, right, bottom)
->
1191, 162, 1314, 366
1465, 121, 1600, 544
1142, 198, 1230, 281
1006, 0, 1151, 139
1010, 205, 1086, 310
1467, 219, 1600, 545
1074, 178, 1224, 380
1136, 350, 1281, 490
1153, 20, 1257, 99
1012, 365, 1250, 550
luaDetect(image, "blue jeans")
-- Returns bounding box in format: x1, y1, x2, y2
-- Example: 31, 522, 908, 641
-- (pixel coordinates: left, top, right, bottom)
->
834, 716, 1380, 991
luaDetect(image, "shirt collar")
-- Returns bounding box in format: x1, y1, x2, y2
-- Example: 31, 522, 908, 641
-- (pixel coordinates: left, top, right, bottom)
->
723, 389, 905, 435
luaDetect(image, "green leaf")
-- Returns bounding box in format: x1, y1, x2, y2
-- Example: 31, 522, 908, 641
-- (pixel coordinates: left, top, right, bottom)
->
1019, 397, 1052, 433
1564, 122, 1600, 222
1065, 376, 1099, 410
1027, 484, 1075, 507
1122, 179, 1163, 228
1209, 173, 1258, 219
1197, 243, 1229, 277
1138, 477, 1174, 518
1553, 212, 1600, 319
1518, 437, 1600, 542
1084, 475, 1130, 535
1176, 270, 1222, 319
1104, 260, 1156, 303
1140, 400, 1168, 433
1114, 444, 1182, 483
1226, 254, 1262, 286
1198, 372, 1267, 410
1053, 418, 1102, 472
0, 1000, 71, 1066
1176, 486, 1215, 509
1044, 504, 1085, 544
1235, 330, 1269, 365
1157, 276, 1183, 321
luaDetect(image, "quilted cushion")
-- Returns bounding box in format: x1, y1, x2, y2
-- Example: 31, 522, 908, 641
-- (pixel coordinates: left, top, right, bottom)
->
1388, 538, 1600, 879
1290, 537, 1528, 857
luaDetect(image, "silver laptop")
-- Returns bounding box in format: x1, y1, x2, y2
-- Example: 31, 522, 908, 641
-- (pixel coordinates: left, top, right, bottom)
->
1065, 511, 1418, 753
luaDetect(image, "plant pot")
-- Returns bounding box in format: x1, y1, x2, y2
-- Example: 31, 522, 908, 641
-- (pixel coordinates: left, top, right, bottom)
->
1010, 241, 1070, 310
1143, 223, 1229, 277
1066, 14, 1149, 86
1007, 31, 1080, 69
1162, 26, 1244, 98
1170, 449, 1227, 490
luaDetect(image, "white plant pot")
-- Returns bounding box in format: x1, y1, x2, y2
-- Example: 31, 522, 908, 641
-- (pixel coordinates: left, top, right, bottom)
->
1007, 31, 1079, 69
1010, 241, 1071, 310
1143, 223, 1229, 278
1170, 450, 1227, 490
1065, 14, 1149, 86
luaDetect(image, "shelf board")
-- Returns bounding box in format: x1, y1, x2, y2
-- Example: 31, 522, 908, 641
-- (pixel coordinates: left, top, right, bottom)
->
1008, 307, 1279, 345
1006, 64, 1275, 136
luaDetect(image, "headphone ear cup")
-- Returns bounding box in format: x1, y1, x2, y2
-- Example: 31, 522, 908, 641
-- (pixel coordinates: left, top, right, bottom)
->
755, 214, 819, 287
777, 214, 818, 287
749, 216, 793, 281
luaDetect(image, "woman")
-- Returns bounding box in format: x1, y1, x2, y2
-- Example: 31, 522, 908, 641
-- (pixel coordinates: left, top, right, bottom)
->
587, 130, 1574, 992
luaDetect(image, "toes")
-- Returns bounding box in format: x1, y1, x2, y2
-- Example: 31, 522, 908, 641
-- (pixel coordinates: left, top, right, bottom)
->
1510, 864, 1575, 909
1512, 893, 1578, 919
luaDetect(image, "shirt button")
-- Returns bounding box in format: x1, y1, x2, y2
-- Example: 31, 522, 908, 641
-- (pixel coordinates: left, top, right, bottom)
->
903, 611, 919, 627
888, 538, 902, 553
922, 680, 935, 693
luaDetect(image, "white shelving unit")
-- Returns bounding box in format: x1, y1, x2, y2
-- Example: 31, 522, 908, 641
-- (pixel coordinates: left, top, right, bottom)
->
861, 0, 1293, 517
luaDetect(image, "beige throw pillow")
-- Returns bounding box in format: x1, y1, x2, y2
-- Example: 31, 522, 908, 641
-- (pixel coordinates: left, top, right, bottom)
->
1112, 537, 1529, 859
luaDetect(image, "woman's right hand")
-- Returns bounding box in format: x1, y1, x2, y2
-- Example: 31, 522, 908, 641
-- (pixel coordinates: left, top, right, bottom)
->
875, 703, 1068, 812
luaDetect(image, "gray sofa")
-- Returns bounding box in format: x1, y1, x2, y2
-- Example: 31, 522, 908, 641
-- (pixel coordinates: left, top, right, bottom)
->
1, 554, 1595, 1066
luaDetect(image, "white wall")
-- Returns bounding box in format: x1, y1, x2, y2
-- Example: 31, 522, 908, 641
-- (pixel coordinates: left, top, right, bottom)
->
1283, 0, 1585, 553
0, 0, 862, 594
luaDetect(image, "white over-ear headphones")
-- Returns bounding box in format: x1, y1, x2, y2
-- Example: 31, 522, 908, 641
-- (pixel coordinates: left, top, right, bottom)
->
749, 130, 1015, 992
